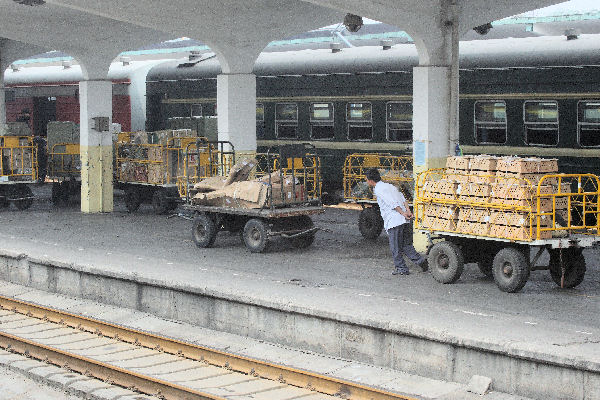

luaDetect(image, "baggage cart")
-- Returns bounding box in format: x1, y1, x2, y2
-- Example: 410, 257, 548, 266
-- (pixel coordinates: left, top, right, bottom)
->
182, 144, 323, 253
0, 136, 37, 210
115, 130, 213, 214
415, 168, 600, 292
47, 142, 80, 206
342, 153, 413, 239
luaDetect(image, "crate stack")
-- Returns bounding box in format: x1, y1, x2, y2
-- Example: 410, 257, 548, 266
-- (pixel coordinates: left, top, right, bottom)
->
420, 154, 566, 241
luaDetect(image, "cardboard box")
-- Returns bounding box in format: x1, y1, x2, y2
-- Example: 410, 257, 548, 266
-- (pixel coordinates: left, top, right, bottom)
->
446, 156, 473, 170
496, 157, 558, 174
423, 204, 458, 219
148, 164, 166, 184
224, 157, 257, 185
470, 155, 499, 172
459, 207, 490, 223
421, 215, 457, 231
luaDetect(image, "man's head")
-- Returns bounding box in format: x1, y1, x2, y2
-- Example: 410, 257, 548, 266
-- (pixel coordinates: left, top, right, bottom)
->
366, 168, 381, 188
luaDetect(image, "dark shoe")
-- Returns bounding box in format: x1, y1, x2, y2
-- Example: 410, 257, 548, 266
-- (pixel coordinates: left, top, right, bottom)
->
392, 269, 410, 275
419, 259, 429, 272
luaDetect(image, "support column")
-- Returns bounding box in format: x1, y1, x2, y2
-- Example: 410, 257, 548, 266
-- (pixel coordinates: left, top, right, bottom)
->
79, 80, 113, 213
0, 63, 6, 135
216, 73, 257, 155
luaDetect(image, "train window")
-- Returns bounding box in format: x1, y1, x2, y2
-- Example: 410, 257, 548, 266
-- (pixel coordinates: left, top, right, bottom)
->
386, 102, 412, 142
256, 103, 265, 139
347, 102, 372, 141
474, 101, 507, 144
578, 101, 600, 147
310, 102, 334, 140
275, 103, 298, 139
523, 101, 559, 146
205, 103, 217, 117
191, 104, 202, 117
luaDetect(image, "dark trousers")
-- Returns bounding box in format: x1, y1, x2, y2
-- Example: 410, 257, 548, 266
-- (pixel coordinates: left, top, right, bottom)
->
387, 223, 424, 272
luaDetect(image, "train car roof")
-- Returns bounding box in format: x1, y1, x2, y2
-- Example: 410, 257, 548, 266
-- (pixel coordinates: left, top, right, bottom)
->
4, 58, 168, 86
147, 34, 600, 82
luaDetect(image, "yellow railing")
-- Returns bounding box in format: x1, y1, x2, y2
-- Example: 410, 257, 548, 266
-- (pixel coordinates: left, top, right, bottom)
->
255, 153, 322, 198
0, 136, 38, 182
414, 168, 600, 241
48, 143, 80, 178
343, 153, 413, 202
177, 140, 235, 199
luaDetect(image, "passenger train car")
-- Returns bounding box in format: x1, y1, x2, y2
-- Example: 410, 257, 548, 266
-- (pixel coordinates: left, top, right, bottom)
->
145, 34, 600, 199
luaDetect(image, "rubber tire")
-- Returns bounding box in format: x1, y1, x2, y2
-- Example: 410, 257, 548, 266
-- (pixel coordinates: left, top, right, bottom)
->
492, 247, 530, 293
192, 213, 218, 248
243, 218, 269, 253
289, 216, 315, 249
548, 248, 586, 288
13, 184, 33, 210
124, 189, 141, 213
152, 189, 170, 214
358, 207, 384, 240
428, 241, 464, 284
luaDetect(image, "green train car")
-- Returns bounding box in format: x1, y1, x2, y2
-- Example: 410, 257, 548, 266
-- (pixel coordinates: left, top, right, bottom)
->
146, 34, 600, 201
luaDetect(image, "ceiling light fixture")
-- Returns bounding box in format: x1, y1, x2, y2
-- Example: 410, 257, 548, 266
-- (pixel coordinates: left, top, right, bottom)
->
13, 0, 46, 6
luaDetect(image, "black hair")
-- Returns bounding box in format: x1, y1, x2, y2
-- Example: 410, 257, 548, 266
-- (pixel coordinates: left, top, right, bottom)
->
366, 168, 381, 182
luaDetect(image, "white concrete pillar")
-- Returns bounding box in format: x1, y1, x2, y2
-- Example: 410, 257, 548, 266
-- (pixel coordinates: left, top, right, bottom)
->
412, 66, 454, 174
216, 73, 256, 153
79, 79, 113, 213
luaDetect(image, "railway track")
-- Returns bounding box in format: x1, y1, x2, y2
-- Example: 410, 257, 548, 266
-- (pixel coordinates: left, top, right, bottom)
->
0, 295, 416, 400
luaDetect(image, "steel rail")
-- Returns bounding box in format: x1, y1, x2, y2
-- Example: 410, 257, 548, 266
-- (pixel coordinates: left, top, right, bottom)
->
0, 295, 417, 400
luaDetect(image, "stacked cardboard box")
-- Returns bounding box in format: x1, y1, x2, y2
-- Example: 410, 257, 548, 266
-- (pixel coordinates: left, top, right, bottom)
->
420, 154, 567, 240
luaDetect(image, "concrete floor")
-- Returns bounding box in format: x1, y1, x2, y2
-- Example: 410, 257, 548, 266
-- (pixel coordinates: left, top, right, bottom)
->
2, 183, 598, 332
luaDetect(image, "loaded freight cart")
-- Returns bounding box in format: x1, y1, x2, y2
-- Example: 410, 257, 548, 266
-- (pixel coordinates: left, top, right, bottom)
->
0, 136, 37, 210
182, 144, 323, 253
115, 129, 211, 214
415, 155, 600, 293
343, 153, 413, 239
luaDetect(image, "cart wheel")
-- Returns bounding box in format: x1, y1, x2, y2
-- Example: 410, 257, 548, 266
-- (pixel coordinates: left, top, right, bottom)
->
492, 247, 530, 293
12, 184, 33, 210
152, 189, 170, 214
243, 218, 269, 253
192, 213, 218, 248
428, 240, 464, 284
358, 207, 383, 240
289, 215, 315, 249
548, 248, 586, 288
124, 189, 141, 213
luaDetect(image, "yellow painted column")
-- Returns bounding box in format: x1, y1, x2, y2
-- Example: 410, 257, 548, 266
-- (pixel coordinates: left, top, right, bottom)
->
79, 80, 113, 213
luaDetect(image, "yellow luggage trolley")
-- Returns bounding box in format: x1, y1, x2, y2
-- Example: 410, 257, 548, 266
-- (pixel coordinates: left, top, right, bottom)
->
115, 131, 209, 214
0, 136, 38, 210
47, 142, 80, 206
342, 153, 413, 239
415, 168, 600, 292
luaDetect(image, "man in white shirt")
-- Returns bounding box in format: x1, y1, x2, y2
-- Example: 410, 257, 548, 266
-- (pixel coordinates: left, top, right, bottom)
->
366, 168, 428, 275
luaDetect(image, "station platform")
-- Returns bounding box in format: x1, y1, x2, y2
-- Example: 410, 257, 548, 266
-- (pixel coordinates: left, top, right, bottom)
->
0, 187, 598, 399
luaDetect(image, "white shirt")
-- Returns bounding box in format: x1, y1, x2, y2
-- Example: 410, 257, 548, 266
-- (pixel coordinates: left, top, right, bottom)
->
373, 181, 407, 231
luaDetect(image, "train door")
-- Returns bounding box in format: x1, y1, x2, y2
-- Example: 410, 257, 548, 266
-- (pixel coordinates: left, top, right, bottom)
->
33, 96, 57, 137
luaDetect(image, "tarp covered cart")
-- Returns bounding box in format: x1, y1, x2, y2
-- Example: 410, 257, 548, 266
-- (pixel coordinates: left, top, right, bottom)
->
181, 143, 323, 253
115, 130, 215, 214
0, 136, 37, 210
415, 155, 600, 292
343, 153, 413, 239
